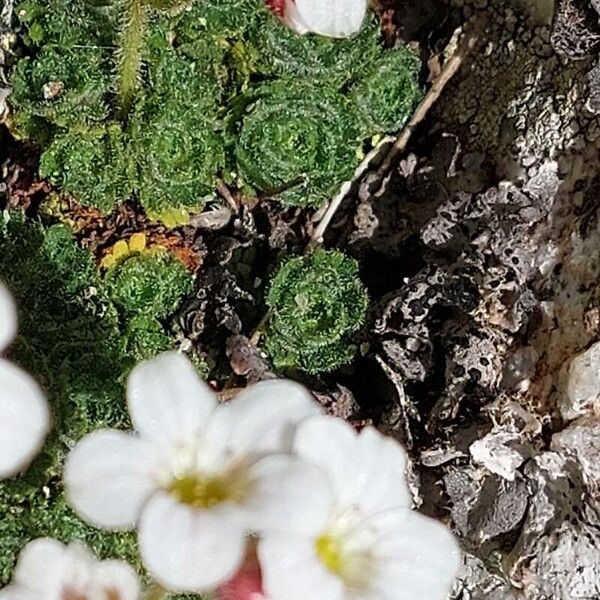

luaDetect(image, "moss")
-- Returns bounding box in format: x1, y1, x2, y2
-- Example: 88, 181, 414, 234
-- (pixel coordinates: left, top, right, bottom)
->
0, 216, 191, 585
252, 12, 382, 82
10, 46, 110, 132
350, 47, 422, 135
14, 0, 117, 48
124, 315, 173, 361
39, 126, 132, 213
265, 250, 369, 373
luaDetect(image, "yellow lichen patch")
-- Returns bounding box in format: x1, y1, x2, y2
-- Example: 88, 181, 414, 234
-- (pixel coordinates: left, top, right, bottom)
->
128, 232, 147, 253
100, 233, 163, 269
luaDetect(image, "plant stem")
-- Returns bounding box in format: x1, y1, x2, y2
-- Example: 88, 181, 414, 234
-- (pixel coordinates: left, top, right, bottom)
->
117, 0, 147, 118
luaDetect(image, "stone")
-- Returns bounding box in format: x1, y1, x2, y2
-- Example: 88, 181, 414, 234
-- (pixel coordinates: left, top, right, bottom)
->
552, 417, 600, 492
470, 431, 530, 480
563, 342, 600, 420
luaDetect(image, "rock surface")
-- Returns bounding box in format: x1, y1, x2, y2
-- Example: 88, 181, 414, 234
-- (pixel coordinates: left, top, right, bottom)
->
338, 0, 600, 597
563, 343, 600, 419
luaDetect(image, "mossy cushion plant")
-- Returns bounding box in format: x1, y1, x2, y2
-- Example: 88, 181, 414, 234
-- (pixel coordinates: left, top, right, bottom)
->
0, 216, 193, 589
265, 249, 369, 373
9, 0, 422, 218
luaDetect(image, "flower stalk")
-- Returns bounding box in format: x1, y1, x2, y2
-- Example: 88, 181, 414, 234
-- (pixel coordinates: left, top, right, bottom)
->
117, 0, 148, 117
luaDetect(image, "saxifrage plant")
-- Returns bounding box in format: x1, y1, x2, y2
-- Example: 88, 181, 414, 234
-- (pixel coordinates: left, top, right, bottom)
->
9, 0, 422, 219
265, 249, 369, 373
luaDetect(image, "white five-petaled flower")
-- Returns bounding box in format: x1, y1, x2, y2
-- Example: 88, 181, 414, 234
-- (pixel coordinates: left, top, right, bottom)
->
64, 351, 325, 593
259, 416, 462, 600
268, 0, 368, 39
0, 538, 140, 600
0, 282, 50, 479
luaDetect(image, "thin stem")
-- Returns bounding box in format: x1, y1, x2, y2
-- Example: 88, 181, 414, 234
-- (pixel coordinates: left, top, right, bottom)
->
117, 0, 147, 118
249, 308, 272, 345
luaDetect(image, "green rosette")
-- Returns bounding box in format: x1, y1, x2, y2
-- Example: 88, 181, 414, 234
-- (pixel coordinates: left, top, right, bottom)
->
266, 249, 369, 373
235, 82, 361, 208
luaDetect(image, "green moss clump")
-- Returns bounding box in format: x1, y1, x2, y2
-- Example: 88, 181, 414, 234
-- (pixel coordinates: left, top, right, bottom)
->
105, 251, 193, 319
124, 315, 173, 361
0, 218, 135, 583
131, 50, 226, 211
265, 250, 369, 373
10, 0, 422, 215
10, 46, 109, 135
0, 216, 192, 585
253, 13, 382, 82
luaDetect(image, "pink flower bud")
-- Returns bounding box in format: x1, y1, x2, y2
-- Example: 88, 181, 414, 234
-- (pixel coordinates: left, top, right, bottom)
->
216, 553, 266, 600
266, 0, 286, 17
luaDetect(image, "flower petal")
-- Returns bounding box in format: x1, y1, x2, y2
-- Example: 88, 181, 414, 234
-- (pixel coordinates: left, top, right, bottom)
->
11, 538, 67, 593
0, 359, 49, 479
259, 536, 344, 600
281, 0, 311, 34
350, 426, 411, 512
203, 379, 320, 469
0, 589, 36, 600
294, 0, 367, 38
64, 429, 160, 529
243, 454, 333, 537
0, 283, 16, 352
369, 509, 461, 600
294, 416, 411, 513
127, 351, 216, 445
139, 492, 246, 592
95, 559, 141, 600
294, 415, 356, 499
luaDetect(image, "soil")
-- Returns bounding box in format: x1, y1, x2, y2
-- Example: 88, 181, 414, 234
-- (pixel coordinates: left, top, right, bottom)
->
3, 0, 600, 598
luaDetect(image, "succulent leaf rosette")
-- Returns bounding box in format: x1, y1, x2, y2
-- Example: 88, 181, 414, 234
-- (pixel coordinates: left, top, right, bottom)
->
265, 250, 369, 373
254, 12, 381, 81
235, 83, 360, 208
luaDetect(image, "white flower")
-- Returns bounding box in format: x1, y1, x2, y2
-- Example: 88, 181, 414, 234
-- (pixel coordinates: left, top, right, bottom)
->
0, 537, 140, 600
64, 351, 325, 593
259, 416, 462, 600
0, 282, 50, 479
269, 0, 368, 39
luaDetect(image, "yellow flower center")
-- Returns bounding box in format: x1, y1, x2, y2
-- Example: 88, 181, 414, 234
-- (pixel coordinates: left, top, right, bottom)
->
315, 533, 345, 577
168, 472, 247, 509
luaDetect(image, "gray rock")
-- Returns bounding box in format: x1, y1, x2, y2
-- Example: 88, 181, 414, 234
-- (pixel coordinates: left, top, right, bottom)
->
563, 342, 600, 420
470, 431, 530, 481
552, 417, 600, 491
522, 526, 600, 599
